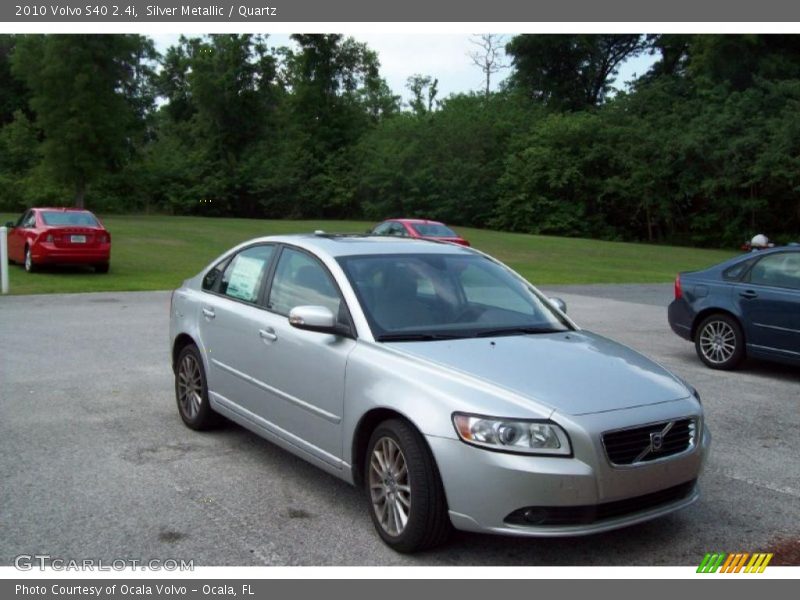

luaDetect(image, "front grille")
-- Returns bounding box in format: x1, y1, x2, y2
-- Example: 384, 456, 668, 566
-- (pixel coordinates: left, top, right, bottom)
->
504, 479, 697, 527
602, 418, 696, 466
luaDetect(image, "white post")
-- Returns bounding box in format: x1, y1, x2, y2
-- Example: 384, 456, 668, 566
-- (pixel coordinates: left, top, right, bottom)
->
0, 226, 8, 294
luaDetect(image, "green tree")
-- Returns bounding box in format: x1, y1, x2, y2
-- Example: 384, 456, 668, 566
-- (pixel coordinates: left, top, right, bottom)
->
492, 112, 609, 236
0, 35, 30, 125
505, 34, 647, 110
0, 110, 41, 210
357, 92, 538, 226
406, 74, 438, 114
271, 34, 397, 217
688, 35, 800, 91
12, 34, 156, 208
155, 35, 280, 216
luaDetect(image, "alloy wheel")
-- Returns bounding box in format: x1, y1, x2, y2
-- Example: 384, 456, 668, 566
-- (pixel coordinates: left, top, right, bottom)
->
369, 436, 411, 536
699, 320, 736, 364
177, 353, 203, 419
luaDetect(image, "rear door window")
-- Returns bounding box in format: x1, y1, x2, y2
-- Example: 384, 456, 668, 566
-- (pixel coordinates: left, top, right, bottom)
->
20, 211, 35, 228
217, 245, 275, 303
723, 258, 757, 281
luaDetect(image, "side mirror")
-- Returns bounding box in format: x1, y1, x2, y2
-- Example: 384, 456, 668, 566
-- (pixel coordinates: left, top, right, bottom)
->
549, 297, 567, 314
4, 221, 14, 228
288, 305, 339, 334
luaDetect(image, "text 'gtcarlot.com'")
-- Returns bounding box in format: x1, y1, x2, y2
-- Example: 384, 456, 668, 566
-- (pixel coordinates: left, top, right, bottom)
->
14, 554, 194, 571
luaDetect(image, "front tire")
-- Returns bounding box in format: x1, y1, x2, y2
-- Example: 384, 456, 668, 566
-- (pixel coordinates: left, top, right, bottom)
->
365, 419, 451, 553
695, 313, 745, 370
175, 344, 221, 430
24, 246, 36, 273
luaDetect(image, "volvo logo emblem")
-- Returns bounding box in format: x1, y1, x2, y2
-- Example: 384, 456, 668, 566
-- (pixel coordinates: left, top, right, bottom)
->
650, 432, 664, 451
631, 421, 675, 463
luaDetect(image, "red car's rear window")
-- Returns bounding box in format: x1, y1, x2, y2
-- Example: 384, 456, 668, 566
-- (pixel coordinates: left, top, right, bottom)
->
40, 211, 99, 227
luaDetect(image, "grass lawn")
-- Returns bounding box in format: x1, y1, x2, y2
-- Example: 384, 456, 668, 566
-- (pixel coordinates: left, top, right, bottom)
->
0, 214, 737, 295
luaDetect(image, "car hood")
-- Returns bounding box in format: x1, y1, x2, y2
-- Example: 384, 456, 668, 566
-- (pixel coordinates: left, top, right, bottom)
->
384, 331, 689, 416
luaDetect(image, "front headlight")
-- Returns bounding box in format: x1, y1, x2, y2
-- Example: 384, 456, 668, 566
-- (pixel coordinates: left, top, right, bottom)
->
452, 413, 572, 456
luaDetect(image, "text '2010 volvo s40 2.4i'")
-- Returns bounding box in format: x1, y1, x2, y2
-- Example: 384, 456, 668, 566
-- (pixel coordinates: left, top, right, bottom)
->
169, 233, 710, 552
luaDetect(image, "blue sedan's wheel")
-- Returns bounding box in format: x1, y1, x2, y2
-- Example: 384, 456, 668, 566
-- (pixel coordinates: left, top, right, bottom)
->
695, 314, 745, 370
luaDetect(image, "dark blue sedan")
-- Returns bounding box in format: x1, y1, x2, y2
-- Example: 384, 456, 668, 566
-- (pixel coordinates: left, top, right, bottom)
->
668, 246, 800, 369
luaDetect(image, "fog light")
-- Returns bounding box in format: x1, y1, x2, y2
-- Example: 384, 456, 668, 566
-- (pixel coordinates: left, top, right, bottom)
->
523, 508, 548, 524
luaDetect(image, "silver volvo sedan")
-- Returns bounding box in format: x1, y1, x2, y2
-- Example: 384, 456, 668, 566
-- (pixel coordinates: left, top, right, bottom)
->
170, 233, 710, 552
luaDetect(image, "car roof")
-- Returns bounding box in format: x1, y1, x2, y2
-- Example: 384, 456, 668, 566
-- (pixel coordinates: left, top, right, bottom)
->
689, 245, 800, 276
387, 218, 444, 225
35, 207, 95, 213
243, 233, 474, 258
745, 245, 800, 256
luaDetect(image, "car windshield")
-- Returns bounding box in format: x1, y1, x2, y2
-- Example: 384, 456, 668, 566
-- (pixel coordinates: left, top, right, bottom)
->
337, 253, 570, 341
41, 211, 99, 227
410, 223, 457, 237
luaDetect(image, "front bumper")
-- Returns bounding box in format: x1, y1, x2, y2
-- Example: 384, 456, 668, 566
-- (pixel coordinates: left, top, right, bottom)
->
427, 418, 710, 537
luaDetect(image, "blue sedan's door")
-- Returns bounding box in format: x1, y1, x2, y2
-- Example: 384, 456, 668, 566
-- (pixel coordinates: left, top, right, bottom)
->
735, 252, 800, 359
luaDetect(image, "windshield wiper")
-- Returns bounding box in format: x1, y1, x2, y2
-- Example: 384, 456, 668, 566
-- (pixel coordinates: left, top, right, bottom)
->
376, 332, 467, 342
473, 326, 561, 338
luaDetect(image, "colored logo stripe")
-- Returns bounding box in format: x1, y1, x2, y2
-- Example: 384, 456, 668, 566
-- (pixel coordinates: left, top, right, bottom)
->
720, 553, 749, 573
697, 553, 726, 573
745, 553, 773, 573
697, 552, 773, 573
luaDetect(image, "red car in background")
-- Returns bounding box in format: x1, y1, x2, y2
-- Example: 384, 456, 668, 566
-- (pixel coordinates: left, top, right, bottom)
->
370, 218, 470, 246
5, 207, 111, 273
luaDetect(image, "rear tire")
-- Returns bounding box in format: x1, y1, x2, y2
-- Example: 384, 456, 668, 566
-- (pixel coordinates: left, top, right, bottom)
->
175, 344, 221, 430
94, 263, 110, 274
364, 418, 451, 553
24, 246, 36, 273
695, 313, 745, 370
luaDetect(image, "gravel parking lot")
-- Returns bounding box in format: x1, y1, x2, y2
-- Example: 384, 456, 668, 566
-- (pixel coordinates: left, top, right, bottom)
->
1, 287, 798, 566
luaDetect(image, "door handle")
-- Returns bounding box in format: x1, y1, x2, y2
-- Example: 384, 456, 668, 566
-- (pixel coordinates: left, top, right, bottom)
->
739, 290, 758, 299
259, 328, 278, 342
202, 307, 216, 319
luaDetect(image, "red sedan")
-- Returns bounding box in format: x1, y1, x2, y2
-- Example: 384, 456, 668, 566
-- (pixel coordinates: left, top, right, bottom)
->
370, 218, 470, 246
5, 207, 111, 273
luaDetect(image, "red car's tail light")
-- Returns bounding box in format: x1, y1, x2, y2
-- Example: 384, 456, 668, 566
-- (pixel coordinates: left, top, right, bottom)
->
674, 274, 682, 300
45, 234, 54, 243
97, 234, 110, 244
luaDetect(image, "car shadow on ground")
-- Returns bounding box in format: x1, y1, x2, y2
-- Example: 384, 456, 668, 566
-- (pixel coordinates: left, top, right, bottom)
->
12, 263, 99, 275
669, 346, 800, 386
739, 358, 800, 383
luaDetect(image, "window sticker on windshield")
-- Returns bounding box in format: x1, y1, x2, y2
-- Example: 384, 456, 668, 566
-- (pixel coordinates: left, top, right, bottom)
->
226, 256, 264, 301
